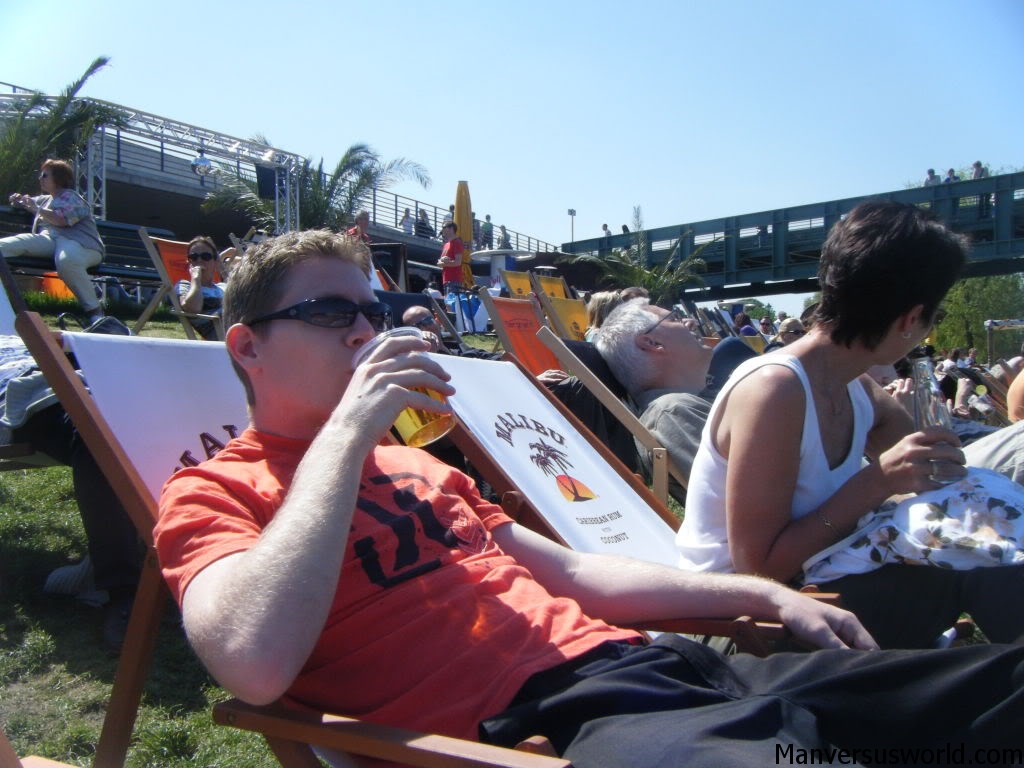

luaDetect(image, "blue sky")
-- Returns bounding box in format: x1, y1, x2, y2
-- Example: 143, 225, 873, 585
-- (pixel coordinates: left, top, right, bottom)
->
3, 0, 1021, 315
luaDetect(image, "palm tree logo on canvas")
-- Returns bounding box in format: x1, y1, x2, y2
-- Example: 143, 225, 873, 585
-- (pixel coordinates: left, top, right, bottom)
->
529, 439, 598, 502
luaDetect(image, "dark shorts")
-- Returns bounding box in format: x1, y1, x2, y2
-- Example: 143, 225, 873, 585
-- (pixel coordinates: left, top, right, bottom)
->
480, 635, 1024, 767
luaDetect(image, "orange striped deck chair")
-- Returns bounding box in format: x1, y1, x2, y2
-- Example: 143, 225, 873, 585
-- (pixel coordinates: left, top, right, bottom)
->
477, 291, 560, 376
134, 228, 225, 340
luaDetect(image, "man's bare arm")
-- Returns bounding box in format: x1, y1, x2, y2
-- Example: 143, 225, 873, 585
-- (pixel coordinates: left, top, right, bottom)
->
492, 522, 877, 651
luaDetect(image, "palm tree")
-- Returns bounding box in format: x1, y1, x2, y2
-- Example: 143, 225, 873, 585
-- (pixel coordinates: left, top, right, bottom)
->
529, 440, 574, 478
202, 141, 431, 232
561, 206, 708, 307
0, 57, 125, 197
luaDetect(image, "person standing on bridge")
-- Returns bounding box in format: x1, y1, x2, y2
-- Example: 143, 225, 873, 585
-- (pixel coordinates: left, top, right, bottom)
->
923, 168, 941, 187
2, 159, 106, 325
972, 161, 991, 218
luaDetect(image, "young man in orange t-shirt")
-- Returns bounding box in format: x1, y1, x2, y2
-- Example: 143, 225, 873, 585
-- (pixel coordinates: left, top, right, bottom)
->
154, 230, 1024, 766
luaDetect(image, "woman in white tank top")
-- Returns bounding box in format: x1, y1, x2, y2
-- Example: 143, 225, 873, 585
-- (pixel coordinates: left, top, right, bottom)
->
679, 202, 1024, 648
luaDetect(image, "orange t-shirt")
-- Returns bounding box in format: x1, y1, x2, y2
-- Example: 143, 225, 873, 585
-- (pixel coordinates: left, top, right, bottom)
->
155, 429, 638, 740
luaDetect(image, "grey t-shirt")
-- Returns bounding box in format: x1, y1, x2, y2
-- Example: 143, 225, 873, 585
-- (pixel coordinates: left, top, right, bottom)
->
634, 387, 713, 504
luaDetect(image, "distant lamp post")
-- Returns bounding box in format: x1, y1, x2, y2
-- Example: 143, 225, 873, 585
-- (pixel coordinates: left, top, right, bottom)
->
567, 208, 576, 245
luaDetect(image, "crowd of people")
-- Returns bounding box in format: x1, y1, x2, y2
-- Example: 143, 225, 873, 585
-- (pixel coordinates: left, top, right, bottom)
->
4, 159, 1024, 761
399, 204, 507, 252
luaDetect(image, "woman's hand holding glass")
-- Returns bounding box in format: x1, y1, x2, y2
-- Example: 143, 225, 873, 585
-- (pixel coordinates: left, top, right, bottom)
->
877, 426, 966, 493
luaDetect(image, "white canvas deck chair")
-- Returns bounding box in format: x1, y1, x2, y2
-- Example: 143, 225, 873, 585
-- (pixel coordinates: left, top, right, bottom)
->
435, 352, 833, 653
535, 326, 687, 504
1, 299, 572, 763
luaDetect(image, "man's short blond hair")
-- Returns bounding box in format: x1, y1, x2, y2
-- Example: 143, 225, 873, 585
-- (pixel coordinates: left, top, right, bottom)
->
223, 230, 371, 405
224, 229, 371, 329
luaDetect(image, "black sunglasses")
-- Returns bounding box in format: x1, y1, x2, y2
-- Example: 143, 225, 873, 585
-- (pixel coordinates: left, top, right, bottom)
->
643, 308, 685, 335
247, 297, 393, 332
409, 315, 436, 329
188, 252, 216, 262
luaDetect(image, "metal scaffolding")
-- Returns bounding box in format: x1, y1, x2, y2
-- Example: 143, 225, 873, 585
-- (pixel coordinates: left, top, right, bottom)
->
0, 91, 303, 232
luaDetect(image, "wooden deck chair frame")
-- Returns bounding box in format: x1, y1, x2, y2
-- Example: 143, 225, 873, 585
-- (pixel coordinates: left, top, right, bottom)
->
0, 263, 168, 768
475, 290, 560, 377
0, 266, 571, 768
527, 271, 570, 300
534, 291, 588, 342
535, 326, 687, 504
438, 351, 834, 655
133, 227, 224, 340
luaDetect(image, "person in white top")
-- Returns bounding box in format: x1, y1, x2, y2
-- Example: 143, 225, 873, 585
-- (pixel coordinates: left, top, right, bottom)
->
680, 201, 1024, 649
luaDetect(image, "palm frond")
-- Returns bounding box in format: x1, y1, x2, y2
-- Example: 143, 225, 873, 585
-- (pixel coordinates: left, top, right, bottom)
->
201, 170, 275, 231
560, 208, 707, 306
0, 57, 120, 197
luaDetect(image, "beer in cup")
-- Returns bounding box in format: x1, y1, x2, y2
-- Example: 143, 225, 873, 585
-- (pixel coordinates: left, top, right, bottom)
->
352, 326, 456, 447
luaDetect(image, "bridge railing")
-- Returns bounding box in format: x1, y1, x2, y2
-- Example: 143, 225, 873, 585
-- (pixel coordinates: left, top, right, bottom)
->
563, 173, 1024, 297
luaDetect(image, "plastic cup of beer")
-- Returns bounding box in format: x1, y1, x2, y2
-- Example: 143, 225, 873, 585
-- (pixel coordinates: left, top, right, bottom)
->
352, 326, 456, 447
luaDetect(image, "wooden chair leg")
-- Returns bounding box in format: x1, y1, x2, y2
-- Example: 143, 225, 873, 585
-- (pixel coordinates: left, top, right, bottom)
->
131, 285, 168, 335
93, 552, 167, 768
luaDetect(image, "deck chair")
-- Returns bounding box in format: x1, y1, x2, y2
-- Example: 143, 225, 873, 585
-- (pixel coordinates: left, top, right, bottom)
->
534, 326, 688, 504
0, 309, 574, 766
476, 291, 560, 377
528, 271, 570, 299
133, 227, 224, 340
534, 292, 588, 342
0, 729, 74, 768
498, 268, 533, 298
374, 289, 466, 353
435, 352, 834, 655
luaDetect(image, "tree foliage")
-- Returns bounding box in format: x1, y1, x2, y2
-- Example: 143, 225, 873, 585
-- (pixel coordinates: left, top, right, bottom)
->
932, 274, 1024, 361
561, 206, 706, 307
201, 141, 431, 233
0, 57, 125, 198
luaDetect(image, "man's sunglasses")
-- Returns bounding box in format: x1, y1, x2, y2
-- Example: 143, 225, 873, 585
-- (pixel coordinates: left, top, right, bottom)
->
409, 315, 436, 329
247, 297, 393, 332
188, 252, 216, 262
643, 308, 685, 335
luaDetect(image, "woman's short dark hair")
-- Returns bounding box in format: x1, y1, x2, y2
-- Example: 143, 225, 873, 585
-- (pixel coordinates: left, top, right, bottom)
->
814, 201, 967, 350
41, 159, 74, 189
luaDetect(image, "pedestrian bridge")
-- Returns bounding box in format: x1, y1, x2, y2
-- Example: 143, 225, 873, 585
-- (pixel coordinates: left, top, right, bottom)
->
562, 173, 1024, 301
